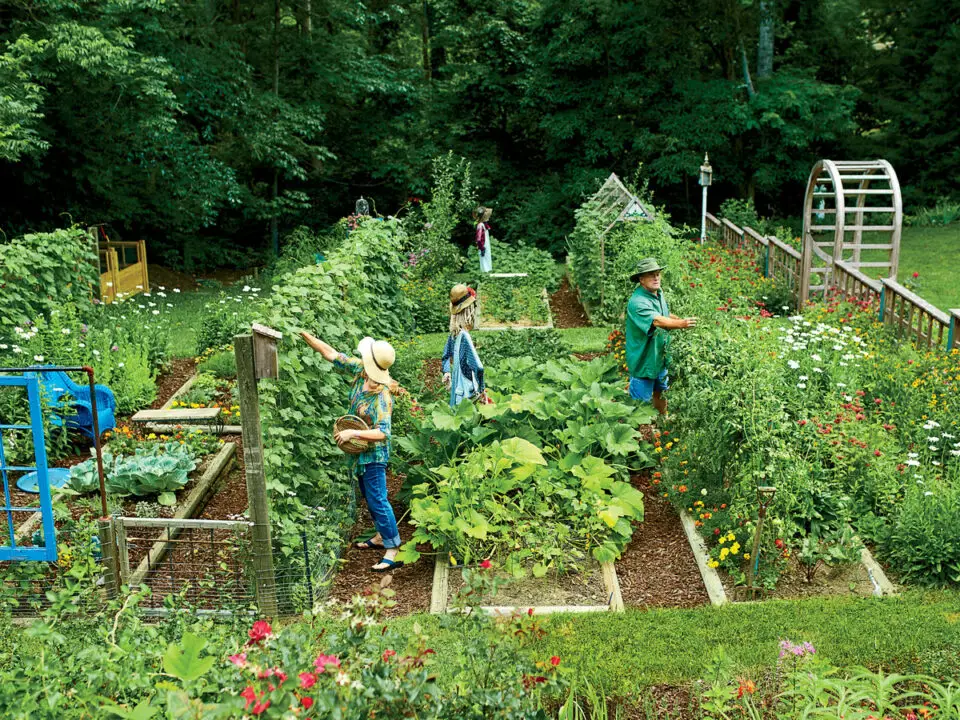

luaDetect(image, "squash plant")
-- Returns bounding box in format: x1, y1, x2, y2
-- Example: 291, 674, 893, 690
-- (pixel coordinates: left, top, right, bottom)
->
397, 438, 644, 574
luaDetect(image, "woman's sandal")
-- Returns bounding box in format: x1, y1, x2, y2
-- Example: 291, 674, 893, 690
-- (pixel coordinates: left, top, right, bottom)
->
372, 557, 404, 573
354, 537, 385, 550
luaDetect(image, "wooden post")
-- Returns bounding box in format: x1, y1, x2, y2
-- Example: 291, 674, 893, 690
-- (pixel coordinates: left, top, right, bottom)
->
234, 333, 279, 616
98, 517, 119, 599
138, 240, 150, 292
949, 310, 960, 351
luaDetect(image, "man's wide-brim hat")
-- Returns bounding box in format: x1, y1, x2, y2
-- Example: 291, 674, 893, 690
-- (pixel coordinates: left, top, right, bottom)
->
357, 337, 395, 386
630, 257, 667, 283
450, 283, 477, 314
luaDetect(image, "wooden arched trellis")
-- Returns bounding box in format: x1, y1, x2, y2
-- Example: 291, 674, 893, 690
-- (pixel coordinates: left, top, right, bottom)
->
799, 160, 903, 305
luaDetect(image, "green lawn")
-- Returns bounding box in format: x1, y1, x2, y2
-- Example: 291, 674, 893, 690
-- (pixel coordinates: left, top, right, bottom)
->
863, 224, 960, 312
406, 590, 960, 696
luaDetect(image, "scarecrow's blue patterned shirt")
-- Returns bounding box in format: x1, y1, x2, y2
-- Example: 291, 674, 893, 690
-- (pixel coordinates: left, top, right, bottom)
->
334, 353, 393, 467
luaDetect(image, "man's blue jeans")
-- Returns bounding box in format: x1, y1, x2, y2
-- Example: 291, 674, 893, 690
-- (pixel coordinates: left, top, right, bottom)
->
357, 462, 401, 548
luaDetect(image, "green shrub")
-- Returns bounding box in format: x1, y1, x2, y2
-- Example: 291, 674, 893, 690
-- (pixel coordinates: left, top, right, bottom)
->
479, 275, 550, 325
176, 372, 220, 406
474, 328, 568, 367
486, 239, 564, 291
0, 227, 99, 330
194, 291, 262, 355
196, 350, 236, 379
906, 199, 960, 227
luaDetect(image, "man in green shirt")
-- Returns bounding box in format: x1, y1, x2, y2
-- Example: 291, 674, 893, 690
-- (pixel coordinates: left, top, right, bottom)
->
625, 258, 697, 416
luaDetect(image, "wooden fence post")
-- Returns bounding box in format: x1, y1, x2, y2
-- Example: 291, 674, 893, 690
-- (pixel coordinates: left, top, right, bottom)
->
234, 333, 279, 616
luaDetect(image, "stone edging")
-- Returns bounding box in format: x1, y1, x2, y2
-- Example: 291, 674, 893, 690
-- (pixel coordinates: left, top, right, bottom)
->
429, 554, 624, 615
155, 371, 240, 434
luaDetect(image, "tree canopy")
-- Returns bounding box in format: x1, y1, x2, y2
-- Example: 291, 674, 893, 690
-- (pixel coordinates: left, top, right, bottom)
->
0, 0, 956, 264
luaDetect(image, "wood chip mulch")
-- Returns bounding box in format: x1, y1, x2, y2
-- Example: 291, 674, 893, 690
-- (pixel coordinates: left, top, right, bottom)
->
616, 473, 710, 608
151, 358, 196, 409
327, 470, 435, 617
549, 276, 591, 328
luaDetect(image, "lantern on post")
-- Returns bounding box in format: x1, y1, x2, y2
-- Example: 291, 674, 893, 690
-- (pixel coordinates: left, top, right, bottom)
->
355, 196, 370, 216
699, 153, 713, 244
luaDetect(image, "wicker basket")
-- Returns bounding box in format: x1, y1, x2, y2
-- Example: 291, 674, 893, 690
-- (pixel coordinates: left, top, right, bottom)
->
334, 414, 370, 455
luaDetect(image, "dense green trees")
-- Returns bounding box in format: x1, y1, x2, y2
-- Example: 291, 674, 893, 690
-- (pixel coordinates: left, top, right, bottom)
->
0, 0, 956, 264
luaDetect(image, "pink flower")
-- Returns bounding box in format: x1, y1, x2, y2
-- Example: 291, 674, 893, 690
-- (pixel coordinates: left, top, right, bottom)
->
273, 668, 287, 684
247, 620, 272, 645
299, 672, 317, 689
228, 653, 247, 668
314, 654, 341, 673
480, 559, 492, 570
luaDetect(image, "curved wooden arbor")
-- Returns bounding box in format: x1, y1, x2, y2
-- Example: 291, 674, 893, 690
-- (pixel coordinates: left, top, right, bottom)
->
799, 160, 902, 305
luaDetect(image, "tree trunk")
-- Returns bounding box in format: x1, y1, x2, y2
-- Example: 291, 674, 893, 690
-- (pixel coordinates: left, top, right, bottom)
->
421, 0, 431, 80
740, 43, 756, 99
757, 0, 774, 79
271, 0, 280, 257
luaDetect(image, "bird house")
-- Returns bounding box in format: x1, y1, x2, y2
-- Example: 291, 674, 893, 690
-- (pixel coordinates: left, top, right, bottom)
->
251, 323, 282, 380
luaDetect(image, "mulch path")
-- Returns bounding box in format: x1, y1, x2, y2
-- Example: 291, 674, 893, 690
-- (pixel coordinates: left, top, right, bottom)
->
151, 358, 196, 409
327, 470, 434, 617
549, 276, 590, 328
616, 473, 710, 609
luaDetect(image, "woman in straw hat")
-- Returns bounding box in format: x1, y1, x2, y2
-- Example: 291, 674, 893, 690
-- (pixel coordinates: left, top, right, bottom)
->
441, 284, 487, 407
300, 331, 404, 572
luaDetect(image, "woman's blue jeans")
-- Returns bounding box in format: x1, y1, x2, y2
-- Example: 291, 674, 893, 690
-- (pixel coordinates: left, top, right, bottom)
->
357, 462, 401, 548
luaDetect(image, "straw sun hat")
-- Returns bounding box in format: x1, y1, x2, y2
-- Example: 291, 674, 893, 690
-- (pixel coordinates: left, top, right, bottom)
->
449, 284, 477, 315
357, 337, 395, 385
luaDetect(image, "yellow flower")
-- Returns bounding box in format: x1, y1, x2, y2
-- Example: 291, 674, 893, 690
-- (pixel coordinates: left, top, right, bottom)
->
719, 548, 729, 560
707, 560, 719, 568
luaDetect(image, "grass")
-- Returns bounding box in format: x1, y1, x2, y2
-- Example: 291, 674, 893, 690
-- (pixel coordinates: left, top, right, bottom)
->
155, 286, 223, 358
857, 224, 960, 312
405, 590, 960, 696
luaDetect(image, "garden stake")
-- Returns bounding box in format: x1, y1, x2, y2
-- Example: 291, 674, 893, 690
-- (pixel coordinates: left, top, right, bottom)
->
745, 485, 776, 598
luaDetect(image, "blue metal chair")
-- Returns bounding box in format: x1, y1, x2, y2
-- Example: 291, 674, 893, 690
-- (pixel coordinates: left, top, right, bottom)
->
26, 367, 117, 440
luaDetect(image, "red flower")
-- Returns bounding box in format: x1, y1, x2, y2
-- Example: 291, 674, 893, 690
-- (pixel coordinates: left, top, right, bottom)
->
874, 398, 882, 405
775, 539, 785, 549
550, 656, 561, 667
480, 559, 492, 570
240, 686, 258, 708
247, 620, 272, 645
528, 608, 534, 617
798, 419, 807, 426
382, 649, 397, 662
913, 271, 919, 279
299, 672, 317, 689
251, 700, 271, 715
301, 697, 314, 709
874, 449, 882, 457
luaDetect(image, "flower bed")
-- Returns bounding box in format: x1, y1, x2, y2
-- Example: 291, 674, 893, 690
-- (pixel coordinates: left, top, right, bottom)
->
655, 238, 960, 590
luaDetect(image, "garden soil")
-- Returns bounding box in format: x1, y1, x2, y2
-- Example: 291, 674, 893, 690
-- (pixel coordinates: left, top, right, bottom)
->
549, 276, 590, 328
327, 470, 434, 617
723, 555, 877, 602
616, 473, 711, 608
146, 265, 201, 292
447, 563, 608, 607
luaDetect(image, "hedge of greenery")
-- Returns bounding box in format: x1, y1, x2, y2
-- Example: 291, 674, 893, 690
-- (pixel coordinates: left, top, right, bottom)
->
257, 216, 415, 604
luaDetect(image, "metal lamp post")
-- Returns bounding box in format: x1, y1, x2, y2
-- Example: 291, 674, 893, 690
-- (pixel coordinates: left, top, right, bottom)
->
699, 153, 713, 244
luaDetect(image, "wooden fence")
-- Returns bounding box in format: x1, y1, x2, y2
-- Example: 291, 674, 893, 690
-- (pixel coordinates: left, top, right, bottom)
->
92, 228, 150, 303
704, 213, 960, 353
